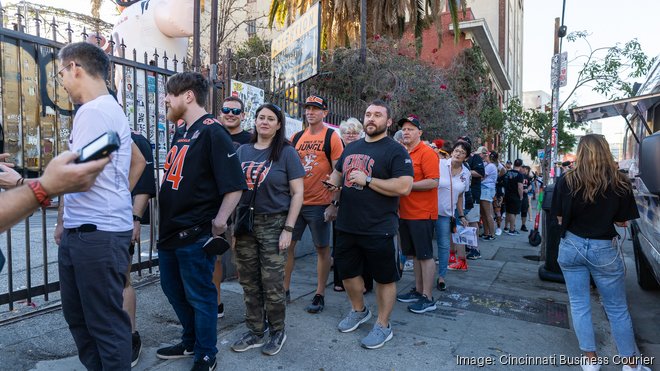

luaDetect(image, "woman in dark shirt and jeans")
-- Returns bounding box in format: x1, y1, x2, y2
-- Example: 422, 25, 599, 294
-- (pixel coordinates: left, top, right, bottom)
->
552, 134, 648, 371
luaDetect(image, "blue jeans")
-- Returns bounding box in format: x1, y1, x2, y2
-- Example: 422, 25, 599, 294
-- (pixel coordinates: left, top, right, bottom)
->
558, 232, 638, 356
159, 237, 218, 361
435, 216, 451, 278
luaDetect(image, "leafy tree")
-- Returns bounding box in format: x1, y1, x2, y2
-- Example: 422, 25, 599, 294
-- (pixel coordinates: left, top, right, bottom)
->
268, 0, 465, 51
305, 38, 497, 142
234, 36, 272, 60
503, 98, 584, 161
561, 32, 656, 109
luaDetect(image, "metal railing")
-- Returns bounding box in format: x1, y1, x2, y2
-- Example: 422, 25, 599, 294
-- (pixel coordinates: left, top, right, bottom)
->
0, 4, 364, 316
0, 5, 183, 314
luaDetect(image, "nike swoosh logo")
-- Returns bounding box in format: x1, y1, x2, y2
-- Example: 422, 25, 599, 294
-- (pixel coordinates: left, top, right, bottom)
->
227, 153, 236, 158
146, 161, 153, 165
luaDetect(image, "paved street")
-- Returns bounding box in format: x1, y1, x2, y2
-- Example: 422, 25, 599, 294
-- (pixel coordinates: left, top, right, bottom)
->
0, 218, 658, 370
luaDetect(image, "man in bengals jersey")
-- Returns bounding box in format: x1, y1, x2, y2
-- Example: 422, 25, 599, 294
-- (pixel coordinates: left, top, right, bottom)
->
155, 72, 246, 371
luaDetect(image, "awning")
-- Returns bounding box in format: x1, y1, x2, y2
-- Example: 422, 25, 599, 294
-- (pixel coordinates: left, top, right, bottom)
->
569, 91, 660, 123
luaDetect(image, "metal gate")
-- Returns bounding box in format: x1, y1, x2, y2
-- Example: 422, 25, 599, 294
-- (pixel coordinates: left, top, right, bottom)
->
0, 5, 183, 316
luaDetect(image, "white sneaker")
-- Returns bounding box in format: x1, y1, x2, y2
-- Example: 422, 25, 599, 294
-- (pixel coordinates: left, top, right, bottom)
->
403, 260, 414, 272
495, 228, 502, 236
622, 365, 652, 371
580, 356, 601, 371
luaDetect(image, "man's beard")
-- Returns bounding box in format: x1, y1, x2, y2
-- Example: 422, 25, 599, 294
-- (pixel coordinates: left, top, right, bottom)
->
167, 105, 184, 122
365, 123, 387, 137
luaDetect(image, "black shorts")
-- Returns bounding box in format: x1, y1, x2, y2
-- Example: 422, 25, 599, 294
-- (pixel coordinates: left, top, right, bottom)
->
335, 231, 400, 284
504, 197, 522, 215
399, 219, 435, 260
520, 196, 530, 217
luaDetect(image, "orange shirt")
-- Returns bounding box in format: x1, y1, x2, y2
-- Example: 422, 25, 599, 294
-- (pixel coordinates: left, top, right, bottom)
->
399, 142, 439, 220
291, 126, 344, 205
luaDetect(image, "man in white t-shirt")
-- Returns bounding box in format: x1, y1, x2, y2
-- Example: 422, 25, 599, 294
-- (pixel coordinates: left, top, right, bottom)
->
54, 42, 134, 370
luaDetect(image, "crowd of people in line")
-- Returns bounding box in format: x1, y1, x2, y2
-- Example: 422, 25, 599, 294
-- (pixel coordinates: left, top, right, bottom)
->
0, 41, 651, 371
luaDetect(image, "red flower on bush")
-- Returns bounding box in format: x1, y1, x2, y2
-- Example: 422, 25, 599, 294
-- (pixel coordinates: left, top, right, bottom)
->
432, 48, 438, 53
440, 84, 447, 90
374, 34, 381, 41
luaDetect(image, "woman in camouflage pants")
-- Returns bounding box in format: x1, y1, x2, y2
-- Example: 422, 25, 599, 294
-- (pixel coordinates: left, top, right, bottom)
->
231, 103, 305, 356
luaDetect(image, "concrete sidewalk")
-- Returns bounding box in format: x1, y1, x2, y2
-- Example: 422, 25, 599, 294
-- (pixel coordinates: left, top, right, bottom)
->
1, 226, 658, 371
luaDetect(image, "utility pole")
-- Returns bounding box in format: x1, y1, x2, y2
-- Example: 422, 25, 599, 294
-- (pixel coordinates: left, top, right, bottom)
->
360, 0, 366, 63
210, 0, 218, 114
549, 17, 560, 184
192, 0, 201, 71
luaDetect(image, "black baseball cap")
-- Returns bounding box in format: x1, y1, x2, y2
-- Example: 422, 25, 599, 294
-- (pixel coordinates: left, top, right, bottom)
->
304, 95, 328, 110
397, 116, 422, 130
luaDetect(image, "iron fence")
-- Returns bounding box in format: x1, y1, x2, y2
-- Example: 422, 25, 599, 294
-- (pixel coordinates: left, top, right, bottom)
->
0, 6, 183, 314
0, 5, 364, 316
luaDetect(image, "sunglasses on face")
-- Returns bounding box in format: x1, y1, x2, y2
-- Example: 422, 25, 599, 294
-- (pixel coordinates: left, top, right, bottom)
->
221, 107, 243, 115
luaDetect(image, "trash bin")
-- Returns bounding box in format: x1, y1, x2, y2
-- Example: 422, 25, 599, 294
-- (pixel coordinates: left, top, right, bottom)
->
538, 184, 565, 283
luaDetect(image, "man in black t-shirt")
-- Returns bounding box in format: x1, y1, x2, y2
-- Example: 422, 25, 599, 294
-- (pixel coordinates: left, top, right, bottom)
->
221, 96, 252, 148
503, 159, 525, 235
125, 131, 157, 367
156, 72, 246, 370
213, 96, 253, 319
325, 100, 413, 350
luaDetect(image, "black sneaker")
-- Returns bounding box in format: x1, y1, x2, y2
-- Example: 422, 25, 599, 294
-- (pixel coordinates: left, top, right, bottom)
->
285, 290, 291, 304
262, 330, 287, 356
507, 229, 520, 236
156, 342, 194, 360
520, 225, 528, 232
306, 294, 324, 313
408, 295, 437, 314
131, 331, 142, 367
190, 355, 216, 371
217, 302, 224, 319
396, 288, 422, 303
436, 280, 447, 291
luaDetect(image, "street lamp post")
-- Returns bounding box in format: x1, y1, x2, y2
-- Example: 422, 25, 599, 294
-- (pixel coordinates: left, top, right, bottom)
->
360, 0, 366, 64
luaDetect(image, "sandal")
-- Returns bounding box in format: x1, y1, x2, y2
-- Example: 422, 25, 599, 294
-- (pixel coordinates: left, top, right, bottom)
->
333, 285, 345, 292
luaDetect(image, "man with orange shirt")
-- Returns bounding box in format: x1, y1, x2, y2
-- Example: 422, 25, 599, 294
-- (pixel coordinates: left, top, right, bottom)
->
286, 95, 344, 313
394, 116, 440, 314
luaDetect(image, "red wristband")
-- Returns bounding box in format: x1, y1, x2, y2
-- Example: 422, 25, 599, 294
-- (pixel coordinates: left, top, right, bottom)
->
28, 181, 51, 207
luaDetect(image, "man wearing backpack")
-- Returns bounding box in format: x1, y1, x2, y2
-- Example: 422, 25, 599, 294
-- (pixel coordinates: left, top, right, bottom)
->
286, 95, 344, 313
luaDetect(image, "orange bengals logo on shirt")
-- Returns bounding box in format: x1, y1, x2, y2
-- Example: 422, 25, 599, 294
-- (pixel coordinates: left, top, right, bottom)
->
203, 118, 221, 125
242, 160, 271, 190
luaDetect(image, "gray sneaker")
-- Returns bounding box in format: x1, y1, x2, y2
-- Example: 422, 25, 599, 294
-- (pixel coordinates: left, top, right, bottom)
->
360, 322, 393, 349
231, 331, 266, 352
262, 330, 287, 356
337, 308, 371, 333
396, 288, 422, 303
408, 295, 437, 314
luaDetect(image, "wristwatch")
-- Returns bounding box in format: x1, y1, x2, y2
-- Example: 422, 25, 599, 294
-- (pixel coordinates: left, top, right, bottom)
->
330, 200, 340, 207
133, 215, 142, 222
365, 176, 373, 188
283, 225, 294, 232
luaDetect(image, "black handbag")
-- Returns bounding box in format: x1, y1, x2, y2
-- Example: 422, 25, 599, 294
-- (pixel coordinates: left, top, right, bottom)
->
234, 164, 267, 237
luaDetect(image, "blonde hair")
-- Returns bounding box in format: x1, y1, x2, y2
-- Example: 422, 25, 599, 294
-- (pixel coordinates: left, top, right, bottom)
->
565, 134, 630, 203
339, 117, 363, 134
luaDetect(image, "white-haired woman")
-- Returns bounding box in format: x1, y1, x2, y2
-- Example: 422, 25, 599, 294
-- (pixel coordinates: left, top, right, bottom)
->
339, 117, 363, 145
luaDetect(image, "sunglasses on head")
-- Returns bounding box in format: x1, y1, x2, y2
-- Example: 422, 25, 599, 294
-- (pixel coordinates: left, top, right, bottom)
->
221, 107, 243, 115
